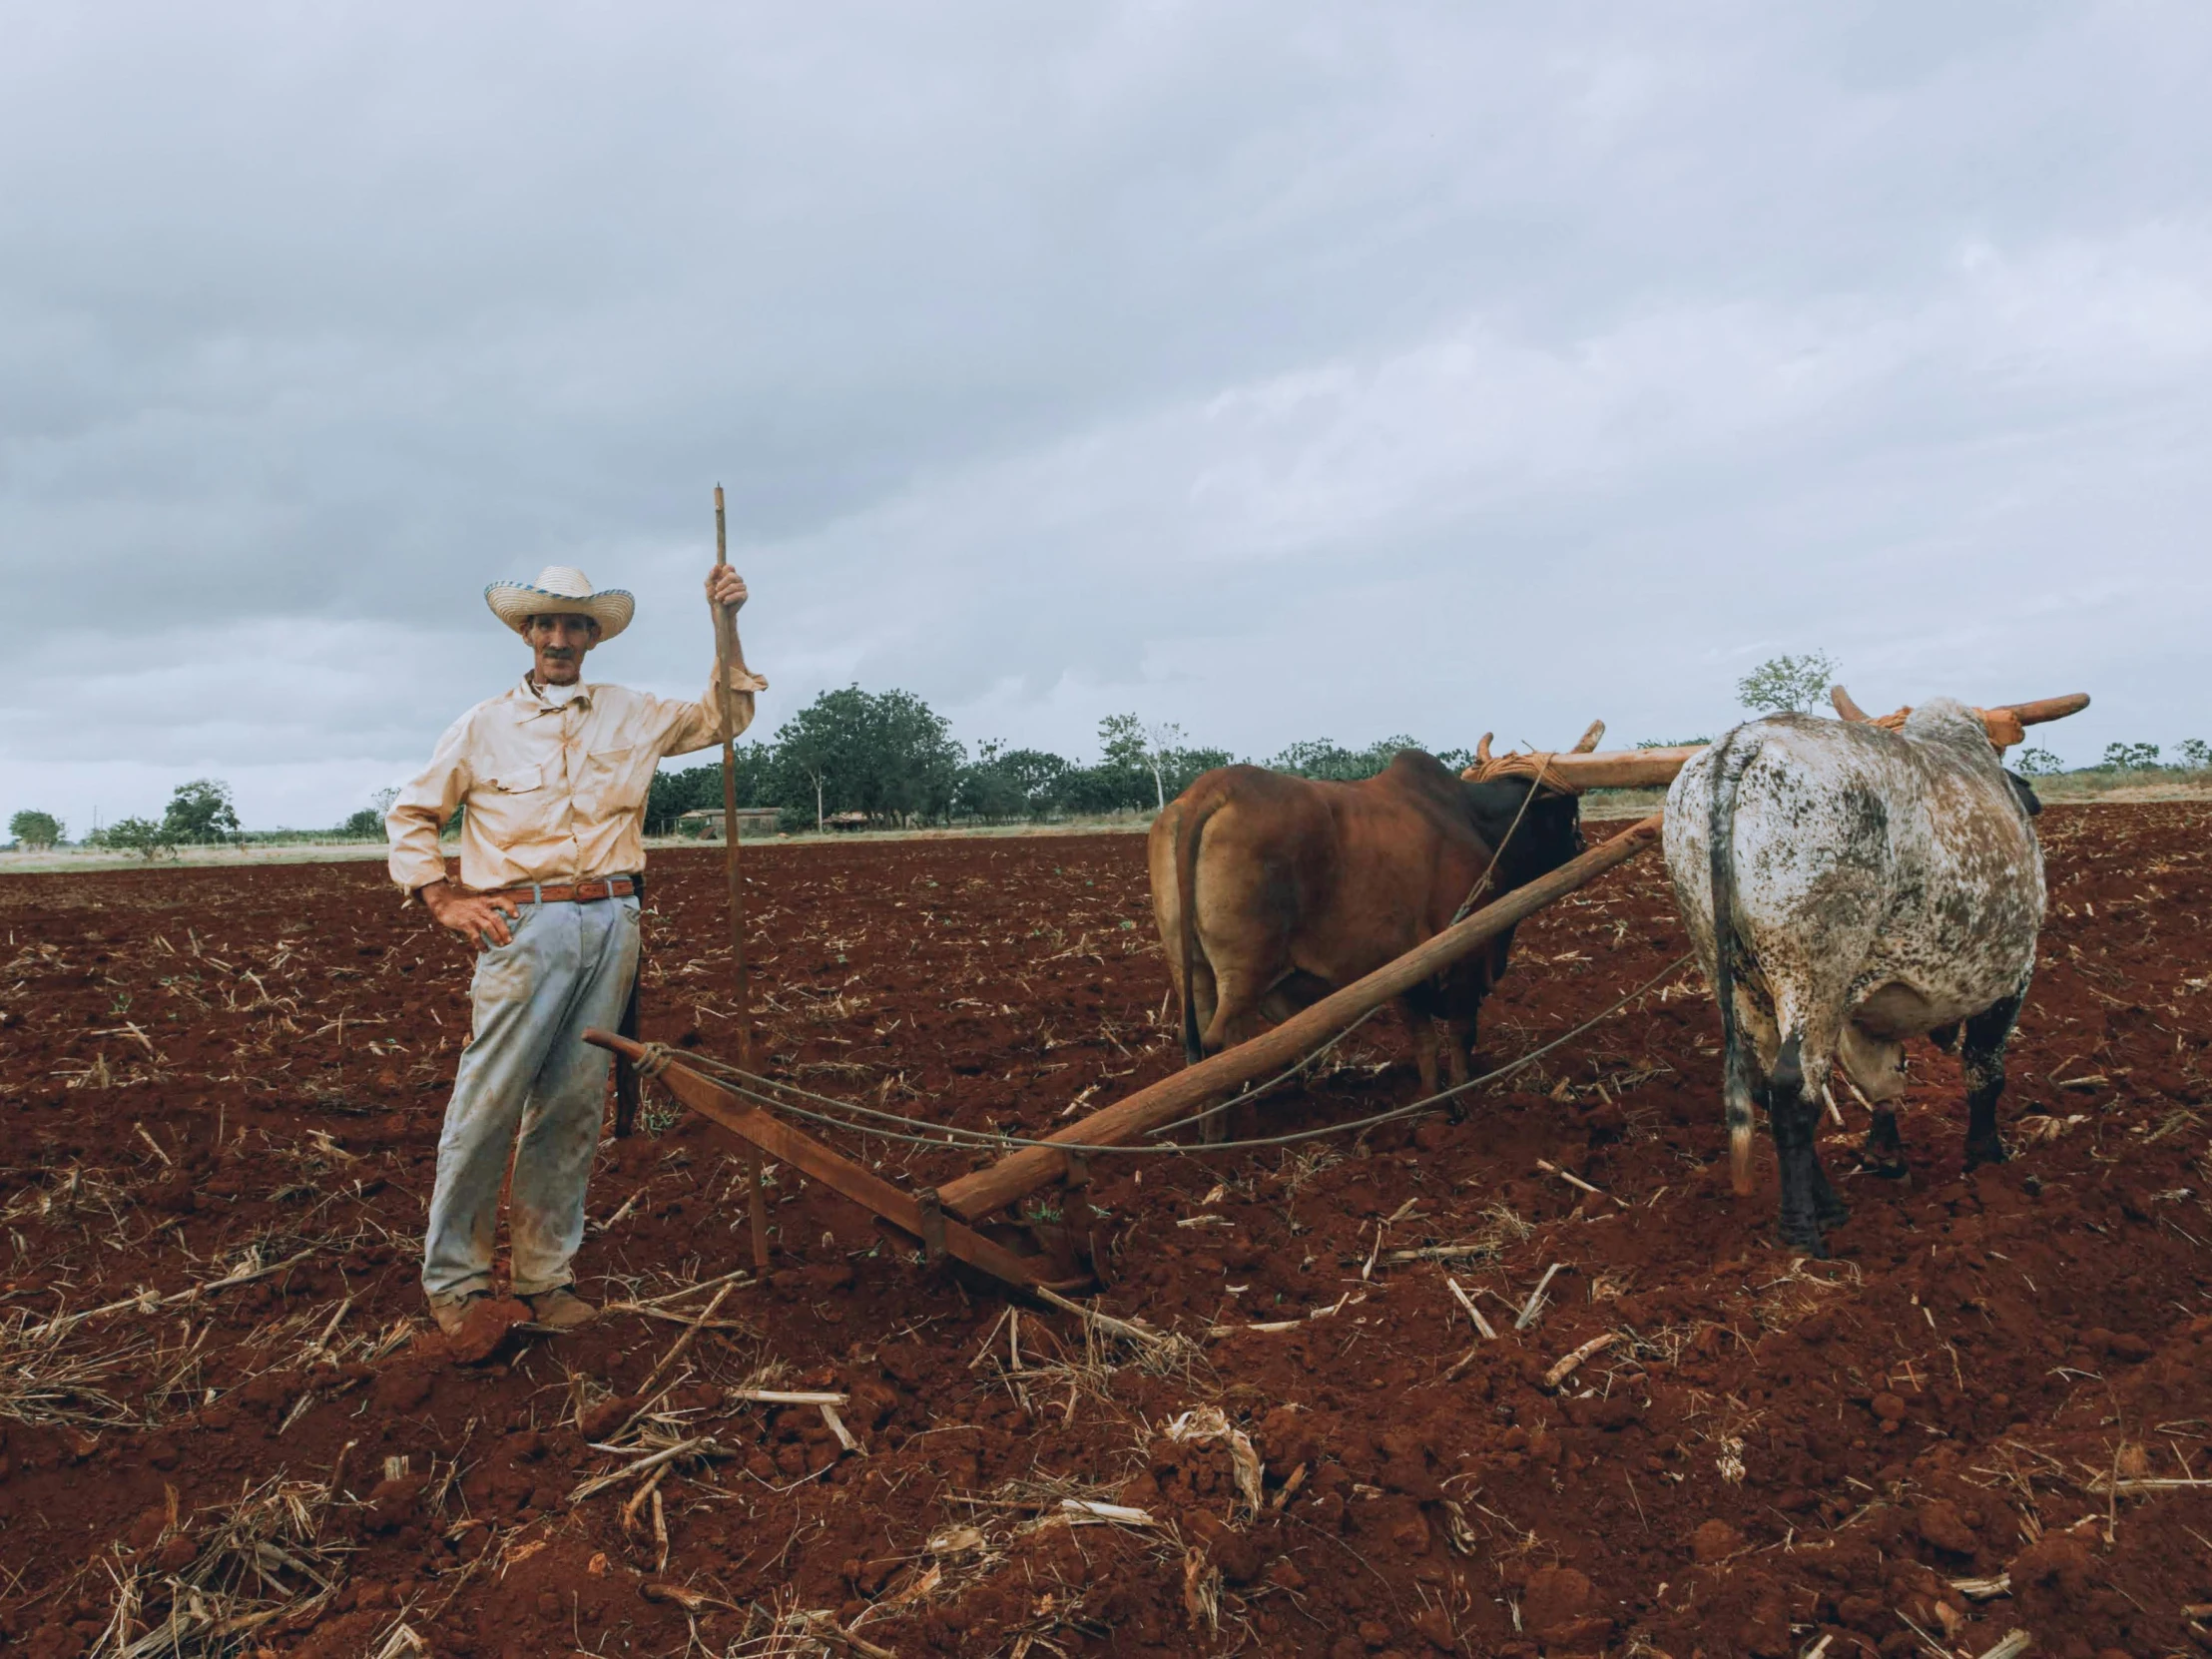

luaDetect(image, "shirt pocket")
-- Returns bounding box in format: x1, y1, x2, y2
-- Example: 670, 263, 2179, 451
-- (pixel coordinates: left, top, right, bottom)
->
580, 745, 648, 816
482, 763, 544, 796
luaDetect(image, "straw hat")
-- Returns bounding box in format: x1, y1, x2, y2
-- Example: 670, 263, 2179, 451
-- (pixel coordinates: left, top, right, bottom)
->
484, 566, 635, 642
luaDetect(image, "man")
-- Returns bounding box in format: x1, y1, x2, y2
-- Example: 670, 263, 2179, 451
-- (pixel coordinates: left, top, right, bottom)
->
386, 562, 761, 1337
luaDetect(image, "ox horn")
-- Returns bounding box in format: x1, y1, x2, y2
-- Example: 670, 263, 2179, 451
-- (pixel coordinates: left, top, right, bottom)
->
1474, 733, 1493, 765
1830, 685, 1871, 723
1992, 693, 2091, 729
1570, 720, 1605, 754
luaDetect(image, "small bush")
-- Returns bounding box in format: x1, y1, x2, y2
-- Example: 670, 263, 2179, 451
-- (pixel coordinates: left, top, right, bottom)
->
2102, 742, 2162, 772
99, 817, 177, 858
1737, 651, 1838, 715
2014, 747, 2064, 777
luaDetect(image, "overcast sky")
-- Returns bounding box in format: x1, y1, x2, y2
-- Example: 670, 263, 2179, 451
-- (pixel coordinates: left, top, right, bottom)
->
4, 2, 2208, 834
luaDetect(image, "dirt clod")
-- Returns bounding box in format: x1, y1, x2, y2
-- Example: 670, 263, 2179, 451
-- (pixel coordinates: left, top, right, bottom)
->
1692, 1518, 1743, 1562
2009, 1530, 2097, 1619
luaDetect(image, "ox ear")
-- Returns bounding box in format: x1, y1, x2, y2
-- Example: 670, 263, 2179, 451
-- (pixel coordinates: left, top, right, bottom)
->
1570, 720, 1605, 754
1830, 685, 1871, 723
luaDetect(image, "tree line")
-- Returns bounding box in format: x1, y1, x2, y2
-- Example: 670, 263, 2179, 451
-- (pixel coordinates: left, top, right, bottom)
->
642, 689, 1472, 832
10, 655, 2206, 850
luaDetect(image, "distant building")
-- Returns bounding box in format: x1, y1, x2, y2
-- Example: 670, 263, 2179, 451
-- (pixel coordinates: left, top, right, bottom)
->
673, 808, 785, 839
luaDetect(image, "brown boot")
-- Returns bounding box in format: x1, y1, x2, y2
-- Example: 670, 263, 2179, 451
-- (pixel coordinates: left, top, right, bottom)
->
429, 1293, 487, 1338
522, 1287, 597, 1331
430, 1293, 532, 1363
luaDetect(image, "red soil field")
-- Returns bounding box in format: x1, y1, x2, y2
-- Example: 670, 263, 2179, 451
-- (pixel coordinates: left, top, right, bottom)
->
2, 804, 2209, 1659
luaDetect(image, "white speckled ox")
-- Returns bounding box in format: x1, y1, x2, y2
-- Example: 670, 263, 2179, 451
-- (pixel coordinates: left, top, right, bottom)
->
1662, 698, 2045, 1257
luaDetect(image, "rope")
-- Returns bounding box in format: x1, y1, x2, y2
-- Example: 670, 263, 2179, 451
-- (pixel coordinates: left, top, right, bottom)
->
1465, 750, 1573, 792
653, 953, 1693, 1157
1446, 753, 1558, 926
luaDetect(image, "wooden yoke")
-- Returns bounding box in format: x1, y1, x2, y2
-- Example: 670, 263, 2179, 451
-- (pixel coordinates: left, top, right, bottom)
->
1832, 687, 2091, 751
1464, 692, 2093, 796
1462, 720, 1698, 793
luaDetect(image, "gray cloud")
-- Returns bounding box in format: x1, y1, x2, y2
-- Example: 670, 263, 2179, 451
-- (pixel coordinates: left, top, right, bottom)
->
4, 1, 2209, 831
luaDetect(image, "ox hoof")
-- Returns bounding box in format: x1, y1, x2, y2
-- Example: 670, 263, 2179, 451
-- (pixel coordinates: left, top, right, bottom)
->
1815, 1192, 1851, 1231
1854, 1151, 1912, 1183
1964, 1137, 2008, 1171
1780, 1229, 1831, 1261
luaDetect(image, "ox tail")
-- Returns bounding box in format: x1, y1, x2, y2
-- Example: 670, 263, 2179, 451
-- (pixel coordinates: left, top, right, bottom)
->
1707, 728, 1761, 1196
1174, 785, 1233, 1068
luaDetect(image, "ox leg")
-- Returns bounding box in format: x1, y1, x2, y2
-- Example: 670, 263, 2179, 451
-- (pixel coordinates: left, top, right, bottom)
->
1765, 1032, 1845, 1257
1182, 957, 1221, 1068
1961, 988, 2025, 1170
1441, 1013, 1475, 1112
1400, 999, 1442, 1099
1862, 1108, 1908, 1180
1197, 971, 1273, 1144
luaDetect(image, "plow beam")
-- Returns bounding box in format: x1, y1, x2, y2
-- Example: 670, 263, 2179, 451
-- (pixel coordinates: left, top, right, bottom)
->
579, 1029, 1056, 1292
933, 813, 1666, 1224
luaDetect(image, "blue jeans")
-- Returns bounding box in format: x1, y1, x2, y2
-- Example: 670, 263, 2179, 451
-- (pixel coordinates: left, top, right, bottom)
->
421, 894, 641, 1305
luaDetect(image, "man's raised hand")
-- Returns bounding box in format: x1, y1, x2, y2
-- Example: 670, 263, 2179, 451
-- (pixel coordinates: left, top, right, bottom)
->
706, 567, 748, 611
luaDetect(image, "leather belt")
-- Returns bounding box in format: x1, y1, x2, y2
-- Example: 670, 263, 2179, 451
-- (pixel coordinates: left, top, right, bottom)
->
481, 876, 637, 905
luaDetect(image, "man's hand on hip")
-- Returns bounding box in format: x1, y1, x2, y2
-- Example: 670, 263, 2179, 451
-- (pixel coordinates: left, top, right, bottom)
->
419, 880, 522, 948
706, 567, 748, 610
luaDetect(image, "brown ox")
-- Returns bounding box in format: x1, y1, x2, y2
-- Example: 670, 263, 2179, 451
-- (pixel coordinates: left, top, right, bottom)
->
1148, 752, 1583, 1129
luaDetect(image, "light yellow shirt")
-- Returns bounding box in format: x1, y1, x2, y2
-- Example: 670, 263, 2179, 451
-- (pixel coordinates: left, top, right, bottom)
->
386, 668, 766, 893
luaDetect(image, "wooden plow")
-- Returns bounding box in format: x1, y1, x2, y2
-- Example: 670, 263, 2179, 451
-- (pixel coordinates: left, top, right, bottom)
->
585, 687, 2088, 1300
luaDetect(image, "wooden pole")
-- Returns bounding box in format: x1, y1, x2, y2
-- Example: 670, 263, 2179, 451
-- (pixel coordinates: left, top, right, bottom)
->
931, 813, 1667, 1223
712, 485, 771, 1269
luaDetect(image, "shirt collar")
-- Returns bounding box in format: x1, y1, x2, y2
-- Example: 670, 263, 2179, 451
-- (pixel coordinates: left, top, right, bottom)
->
517, 675, 592, 716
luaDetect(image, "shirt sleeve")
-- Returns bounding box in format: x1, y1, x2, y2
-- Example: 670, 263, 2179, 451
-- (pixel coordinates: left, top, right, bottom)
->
387, 712, 474, 891
657, 663, 769, 758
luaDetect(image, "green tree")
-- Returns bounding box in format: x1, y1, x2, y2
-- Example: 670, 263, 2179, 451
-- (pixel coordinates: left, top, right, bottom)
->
338, 786, 400, 839
646, 746, 774, 834
2175, 739, 2210, 772
1268, 735, 1425, 782
162, 778, 242, 843
957, 743, 1071, 822
1099, 714, 1193, 811
769, 687, 963, 829
2014, 747, 2064, 778
1737, 651, 1838, 715
1157, 745, 1234, 800
9, 810, 63, 848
